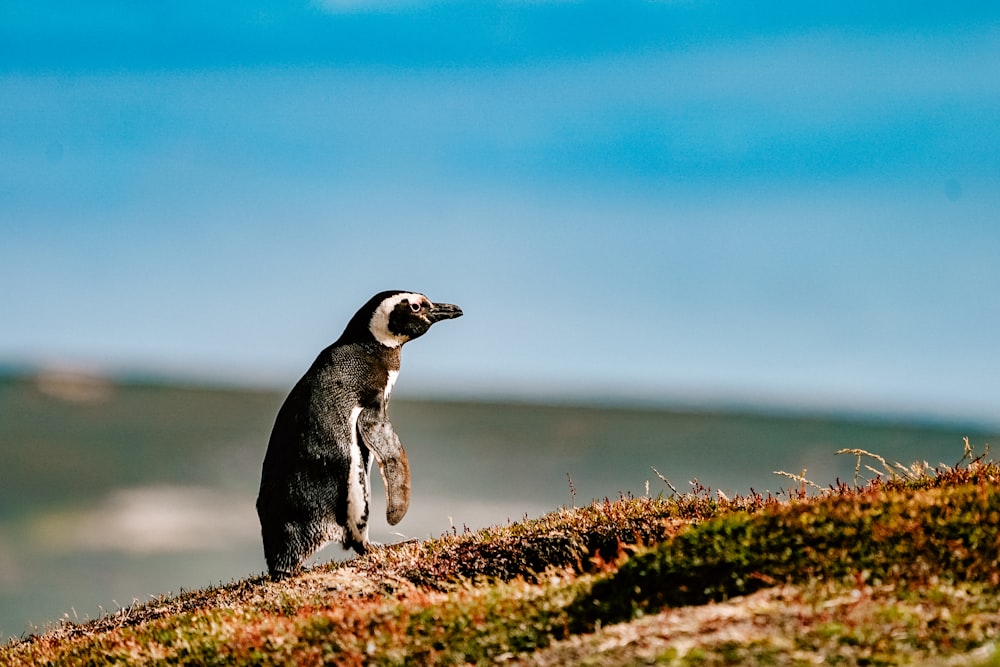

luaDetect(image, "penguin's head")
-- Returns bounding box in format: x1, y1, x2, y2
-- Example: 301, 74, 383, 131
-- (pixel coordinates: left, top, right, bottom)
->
358, 291, 463, 349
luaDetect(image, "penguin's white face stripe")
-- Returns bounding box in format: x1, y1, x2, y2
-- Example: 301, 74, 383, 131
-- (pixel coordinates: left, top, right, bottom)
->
384, 369, 399, 403
345, 405, 369, 545
368, 292, 427, 348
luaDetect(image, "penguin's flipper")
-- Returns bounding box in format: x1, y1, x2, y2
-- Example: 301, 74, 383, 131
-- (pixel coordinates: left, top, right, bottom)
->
357, 408, 411, 525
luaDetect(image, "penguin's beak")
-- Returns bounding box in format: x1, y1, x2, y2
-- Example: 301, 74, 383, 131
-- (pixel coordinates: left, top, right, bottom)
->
428, 302, 463, 323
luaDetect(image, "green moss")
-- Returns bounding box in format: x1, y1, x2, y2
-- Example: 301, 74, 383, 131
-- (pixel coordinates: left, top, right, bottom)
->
572, 481, 1000, 630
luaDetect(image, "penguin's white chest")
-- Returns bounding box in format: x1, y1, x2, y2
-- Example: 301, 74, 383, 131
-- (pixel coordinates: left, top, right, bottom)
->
345, 405, 369, 543
384, 369, 399, 402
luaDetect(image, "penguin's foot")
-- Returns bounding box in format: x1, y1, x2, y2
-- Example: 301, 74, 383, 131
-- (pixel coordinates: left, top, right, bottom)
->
394, 538, 419, 547
355, 538, 418, 555
350, 537, 419, 556
376, 538, 419, 551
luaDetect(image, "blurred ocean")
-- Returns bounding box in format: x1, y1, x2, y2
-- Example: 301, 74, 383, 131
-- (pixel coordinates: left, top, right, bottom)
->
1, 371, 995, 640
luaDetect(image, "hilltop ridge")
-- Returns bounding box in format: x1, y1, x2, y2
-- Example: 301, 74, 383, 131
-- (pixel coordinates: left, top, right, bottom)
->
5, 444, 1000, 665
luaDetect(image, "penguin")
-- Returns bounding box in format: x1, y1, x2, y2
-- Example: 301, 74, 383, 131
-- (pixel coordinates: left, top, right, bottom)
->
255, 290, 462, 579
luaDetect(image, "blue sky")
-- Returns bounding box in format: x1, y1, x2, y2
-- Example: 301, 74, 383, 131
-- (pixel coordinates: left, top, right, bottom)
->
2, 2, 999, 425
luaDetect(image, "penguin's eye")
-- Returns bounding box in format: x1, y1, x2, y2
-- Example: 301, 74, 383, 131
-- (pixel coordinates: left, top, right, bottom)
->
409, 301, 422, 313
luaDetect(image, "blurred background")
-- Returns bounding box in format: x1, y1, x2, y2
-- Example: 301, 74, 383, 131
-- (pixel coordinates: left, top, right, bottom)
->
2, 0, 999, 641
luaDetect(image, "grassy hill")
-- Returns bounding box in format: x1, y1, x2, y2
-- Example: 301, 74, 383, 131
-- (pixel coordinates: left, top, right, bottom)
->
4, 443, 1000, 666
8, 369, 996, 642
